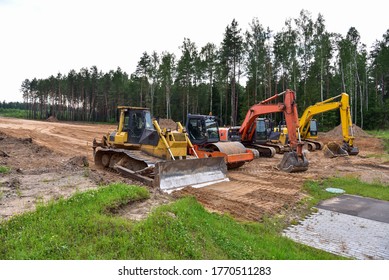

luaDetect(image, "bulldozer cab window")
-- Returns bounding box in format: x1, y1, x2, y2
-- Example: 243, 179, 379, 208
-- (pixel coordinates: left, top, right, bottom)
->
144, 111, 153, 129
123, 115, 130, 131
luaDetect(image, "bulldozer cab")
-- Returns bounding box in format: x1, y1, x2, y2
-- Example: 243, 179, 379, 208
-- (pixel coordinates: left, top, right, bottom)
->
119, 107, 153, 144
186, 114, 220, 145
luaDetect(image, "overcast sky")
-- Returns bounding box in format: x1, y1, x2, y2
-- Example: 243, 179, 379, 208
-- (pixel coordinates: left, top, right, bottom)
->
0, 0, 387, 102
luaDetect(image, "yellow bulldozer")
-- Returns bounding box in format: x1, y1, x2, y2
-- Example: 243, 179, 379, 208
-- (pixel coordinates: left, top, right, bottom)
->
92, 106, 227, 192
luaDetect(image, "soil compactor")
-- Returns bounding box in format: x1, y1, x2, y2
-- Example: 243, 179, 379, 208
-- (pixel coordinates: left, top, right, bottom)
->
184, 114, 256, 169
92, 106, 227, 192
239, 89, 309, 172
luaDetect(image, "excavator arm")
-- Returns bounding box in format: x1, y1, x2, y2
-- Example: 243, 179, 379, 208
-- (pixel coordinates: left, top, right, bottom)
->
239, 89, 308, 172
299, 93, 358, 155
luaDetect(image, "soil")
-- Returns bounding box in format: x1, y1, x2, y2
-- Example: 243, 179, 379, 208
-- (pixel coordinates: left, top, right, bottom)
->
158, 118, 178, 130
0, 116, 388, 222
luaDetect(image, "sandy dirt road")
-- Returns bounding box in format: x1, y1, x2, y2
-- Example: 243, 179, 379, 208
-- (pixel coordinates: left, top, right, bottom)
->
0, 117, 116, 163
1, 116, 388, 221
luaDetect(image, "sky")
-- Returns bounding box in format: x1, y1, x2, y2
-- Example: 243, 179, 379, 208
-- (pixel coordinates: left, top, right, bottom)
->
0, 0, 387, 102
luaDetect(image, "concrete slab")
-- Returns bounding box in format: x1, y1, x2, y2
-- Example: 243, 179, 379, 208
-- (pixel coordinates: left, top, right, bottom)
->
317, 194, 389, 224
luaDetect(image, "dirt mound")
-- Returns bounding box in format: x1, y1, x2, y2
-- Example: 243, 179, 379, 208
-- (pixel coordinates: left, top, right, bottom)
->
325, 124, 370, 137
158, 118, 177, 130
46, 115, 58, 122
67, 156, 89, 167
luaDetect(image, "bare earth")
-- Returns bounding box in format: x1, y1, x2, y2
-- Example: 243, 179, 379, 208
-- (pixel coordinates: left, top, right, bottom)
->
0, 117, 388, 222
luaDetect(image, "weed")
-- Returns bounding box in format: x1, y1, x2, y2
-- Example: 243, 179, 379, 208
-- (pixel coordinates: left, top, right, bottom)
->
0, 165, 10, 174
83, 168, 90, 178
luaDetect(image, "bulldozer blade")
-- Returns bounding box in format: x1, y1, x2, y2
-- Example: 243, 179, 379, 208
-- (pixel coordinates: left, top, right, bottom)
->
155, 157, 228, 192
323, 142, 349, 158
277, 151, 309, 173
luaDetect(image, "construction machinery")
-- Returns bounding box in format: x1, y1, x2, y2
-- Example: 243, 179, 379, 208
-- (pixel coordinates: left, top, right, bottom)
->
92, 106, 227, 192
219, 126, 242, 142
239, 89, 309, 172
252, 117, 291, 154
185, 114, 255, 169
297, 92, 359, 156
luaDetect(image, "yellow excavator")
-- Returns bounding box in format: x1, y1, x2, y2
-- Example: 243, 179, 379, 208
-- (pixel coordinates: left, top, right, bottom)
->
92, 106, 227, 192
294, 93, 359, 157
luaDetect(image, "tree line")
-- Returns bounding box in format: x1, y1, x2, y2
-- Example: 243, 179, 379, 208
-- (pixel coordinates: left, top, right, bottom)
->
18, 10, 389, 129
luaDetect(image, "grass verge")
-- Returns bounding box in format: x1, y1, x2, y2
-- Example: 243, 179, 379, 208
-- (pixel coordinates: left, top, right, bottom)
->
303, 177, 389, 207
0, 183, 342, 260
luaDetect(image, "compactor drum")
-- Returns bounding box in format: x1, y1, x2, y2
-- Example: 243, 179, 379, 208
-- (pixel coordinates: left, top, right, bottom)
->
93, 106, 227, 192
185, 114, 255, 169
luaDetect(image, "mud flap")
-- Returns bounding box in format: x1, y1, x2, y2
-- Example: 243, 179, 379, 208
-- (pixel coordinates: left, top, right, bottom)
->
277, 151, 309, 173
323, 142, 349, 158
155, 157, 228, 192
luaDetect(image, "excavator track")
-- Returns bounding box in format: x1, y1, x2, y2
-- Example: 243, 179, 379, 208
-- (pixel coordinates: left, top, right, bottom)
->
244, 143, 276, 158
262, 142, 287, 154
304, 139, 323, 150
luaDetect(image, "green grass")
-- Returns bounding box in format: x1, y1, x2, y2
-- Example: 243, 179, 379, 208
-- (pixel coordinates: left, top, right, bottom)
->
304, 177, 389, 207
0, 183, 341, 260
0, 165, 10, 174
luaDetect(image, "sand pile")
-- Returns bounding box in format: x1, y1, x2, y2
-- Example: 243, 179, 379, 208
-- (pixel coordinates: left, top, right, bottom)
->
325, 124, 370, 137
158, 118, 178, 130
46, 116, 58, 122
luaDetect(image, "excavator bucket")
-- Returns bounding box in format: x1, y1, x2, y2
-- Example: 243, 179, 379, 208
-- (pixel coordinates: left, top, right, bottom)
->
323, 142, 349, 158
342, 143, 359, 156
154, 157, 228, 192
277, 151, 309, 173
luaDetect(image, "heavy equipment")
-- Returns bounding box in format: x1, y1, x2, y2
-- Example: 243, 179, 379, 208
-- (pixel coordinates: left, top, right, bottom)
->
239, 89, 309, 172
219, 126, 243, 142
92, 106, 227, 192
297, 92, 359, 156
184, 114, 255, 169
251, 117, 291, 154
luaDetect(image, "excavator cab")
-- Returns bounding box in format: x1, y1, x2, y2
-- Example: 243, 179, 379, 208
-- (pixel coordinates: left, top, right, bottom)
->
254, 118, 269, 142
228, 126, 241, 141
309, 119, 318, 137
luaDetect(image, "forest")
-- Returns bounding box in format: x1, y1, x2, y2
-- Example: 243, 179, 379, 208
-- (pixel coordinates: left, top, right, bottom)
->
9, 10, 389, 130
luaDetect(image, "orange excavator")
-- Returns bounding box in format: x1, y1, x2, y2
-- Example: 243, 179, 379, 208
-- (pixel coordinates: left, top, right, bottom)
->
239, 89, 309, 172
